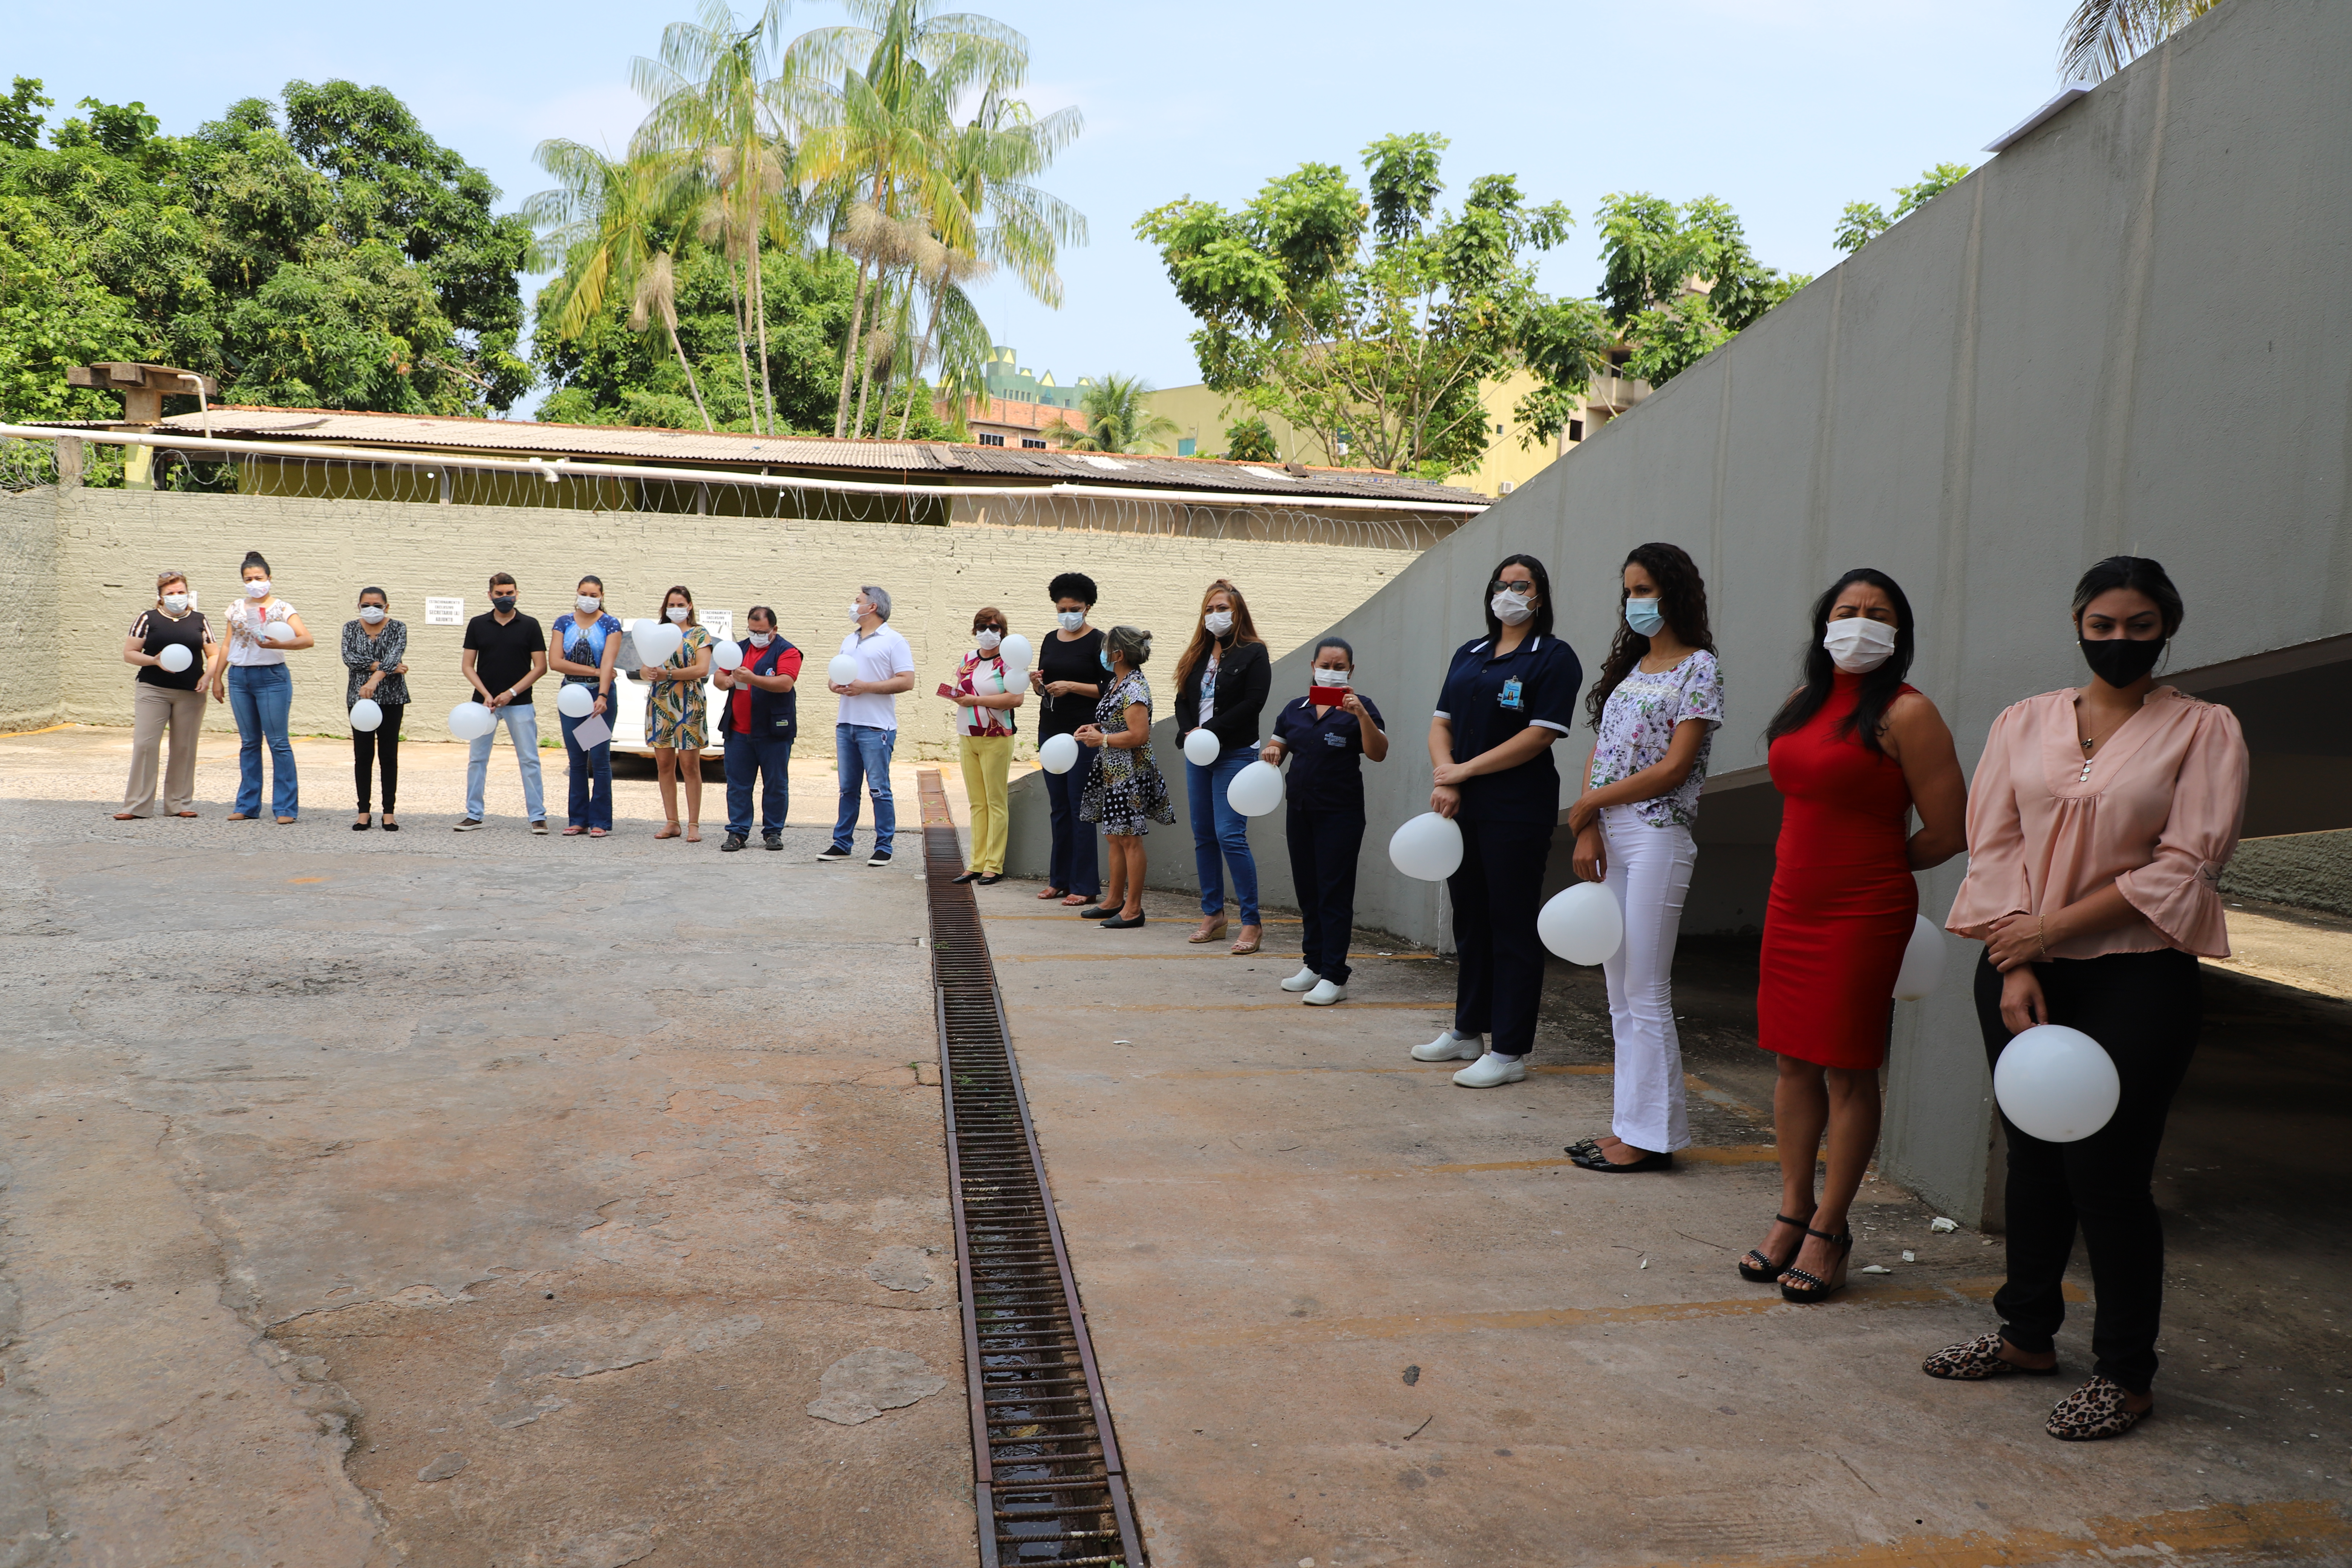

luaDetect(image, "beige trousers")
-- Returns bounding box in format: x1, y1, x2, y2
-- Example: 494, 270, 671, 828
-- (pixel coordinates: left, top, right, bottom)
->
124, 682, 207, 816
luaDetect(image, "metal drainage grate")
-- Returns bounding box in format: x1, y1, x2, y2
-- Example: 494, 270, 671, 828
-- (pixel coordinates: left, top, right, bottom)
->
920, 782, 1145, 1568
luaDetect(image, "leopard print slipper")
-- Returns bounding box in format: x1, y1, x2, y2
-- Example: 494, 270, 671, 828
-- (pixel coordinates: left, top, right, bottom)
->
1922, 1331, 2062, 1381
2046, 1375, 2150, 1441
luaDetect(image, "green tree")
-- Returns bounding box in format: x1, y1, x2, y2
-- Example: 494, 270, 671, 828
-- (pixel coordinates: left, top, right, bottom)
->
1831, 162, 1972, 254
1138, 133, 1586, 479
1051, 374, 1179, 455
0, 79, 52, 151
2060, 0, 2219, 81
1591, 191, 1805, 388
1221, 415, 1279, 462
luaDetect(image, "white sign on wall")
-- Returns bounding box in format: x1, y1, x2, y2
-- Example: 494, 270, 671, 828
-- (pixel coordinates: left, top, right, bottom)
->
702, 609, 733, 642
424, 596, 465, 626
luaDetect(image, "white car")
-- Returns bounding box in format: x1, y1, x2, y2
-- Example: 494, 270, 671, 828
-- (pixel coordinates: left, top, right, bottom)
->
607, 612, 732, 758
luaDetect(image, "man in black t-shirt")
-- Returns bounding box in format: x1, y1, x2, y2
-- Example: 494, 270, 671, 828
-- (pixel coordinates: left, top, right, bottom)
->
458, 571, 549, 831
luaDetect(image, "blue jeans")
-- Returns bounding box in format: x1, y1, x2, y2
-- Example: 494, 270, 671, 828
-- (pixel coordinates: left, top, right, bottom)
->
725, 729, 792, 837
560, 684, 614, 830
227, 664, 297, 819
832, 723, 896, 853
1187, 744, 1260, 924
466, 703, 545, 822
1042, 736, 1100, 897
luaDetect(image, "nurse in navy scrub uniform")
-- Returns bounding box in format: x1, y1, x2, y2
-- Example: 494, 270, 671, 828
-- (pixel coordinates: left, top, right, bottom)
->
1262, 637, 1388, 1007
1416, 554, 1583, 1088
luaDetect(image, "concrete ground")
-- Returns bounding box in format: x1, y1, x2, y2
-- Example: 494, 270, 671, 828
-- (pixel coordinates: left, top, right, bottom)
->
0, 726, 975, 1566
985, 865, 2352, 1565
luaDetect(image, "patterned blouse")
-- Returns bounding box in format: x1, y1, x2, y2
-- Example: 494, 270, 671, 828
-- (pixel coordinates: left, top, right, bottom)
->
341, 619, 410, 706
1586, 649, 1725, 831
647, 625, 714, 731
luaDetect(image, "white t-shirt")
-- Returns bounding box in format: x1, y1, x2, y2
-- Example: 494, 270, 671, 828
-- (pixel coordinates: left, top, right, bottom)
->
836, 623, 915, 730
225, 597, 296, 666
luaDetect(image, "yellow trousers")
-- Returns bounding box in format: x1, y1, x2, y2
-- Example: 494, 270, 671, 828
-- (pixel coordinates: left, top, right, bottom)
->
959, 733, 1014, 874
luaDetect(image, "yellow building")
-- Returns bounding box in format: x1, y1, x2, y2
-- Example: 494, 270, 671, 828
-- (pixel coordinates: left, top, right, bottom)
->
1144, 363, 1650, 496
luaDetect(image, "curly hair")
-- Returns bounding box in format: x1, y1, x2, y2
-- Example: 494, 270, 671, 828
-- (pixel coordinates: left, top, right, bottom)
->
1584, 543, 1715, 729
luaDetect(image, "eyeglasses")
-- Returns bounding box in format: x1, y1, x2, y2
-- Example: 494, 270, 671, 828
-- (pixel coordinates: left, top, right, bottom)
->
1489, 579, 1536, 595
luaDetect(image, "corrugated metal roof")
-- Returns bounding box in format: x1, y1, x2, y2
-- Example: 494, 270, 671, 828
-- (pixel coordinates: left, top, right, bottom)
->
141, 407, 1482, 506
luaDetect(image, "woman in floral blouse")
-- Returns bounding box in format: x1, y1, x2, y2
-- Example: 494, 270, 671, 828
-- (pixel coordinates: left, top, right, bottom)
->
641, 585, 715, 842
341, 588, 409, 830
1562, 543, 1725, 1174
1075, 625, 1174, 929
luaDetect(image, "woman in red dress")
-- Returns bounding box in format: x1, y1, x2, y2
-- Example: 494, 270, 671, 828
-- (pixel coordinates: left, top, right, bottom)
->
1743, 569, 1966, 1301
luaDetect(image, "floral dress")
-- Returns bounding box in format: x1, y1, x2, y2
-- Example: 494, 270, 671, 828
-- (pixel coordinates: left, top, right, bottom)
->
1079, 670, 1174, 836
1585, 649, 1725, 830
647, 625, 714, 749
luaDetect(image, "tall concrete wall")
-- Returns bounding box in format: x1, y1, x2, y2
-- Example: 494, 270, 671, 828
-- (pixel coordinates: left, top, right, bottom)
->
1011, 0, 2352, 1222
20, 487, 1416, 760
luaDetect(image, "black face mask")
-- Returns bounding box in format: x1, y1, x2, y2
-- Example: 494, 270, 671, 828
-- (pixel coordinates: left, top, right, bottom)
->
2079, 635, 2164, 689
493, 596, 517, 613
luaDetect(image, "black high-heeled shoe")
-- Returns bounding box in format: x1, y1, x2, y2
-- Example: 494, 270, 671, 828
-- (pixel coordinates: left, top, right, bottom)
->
1738, 1212, 1816, 1283
1779, 1227, 1854, 1303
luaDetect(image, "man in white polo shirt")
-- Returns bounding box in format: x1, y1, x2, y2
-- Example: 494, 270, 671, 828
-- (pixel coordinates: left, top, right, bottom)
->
821, 584, 917, 866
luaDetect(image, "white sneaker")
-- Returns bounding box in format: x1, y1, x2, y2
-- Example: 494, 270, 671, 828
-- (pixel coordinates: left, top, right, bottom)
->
1279, 966, 1320, 992
1303, 979, 1346, 1006
1452, 1051, 1528, 1088
1411, 1030, 1483, 1063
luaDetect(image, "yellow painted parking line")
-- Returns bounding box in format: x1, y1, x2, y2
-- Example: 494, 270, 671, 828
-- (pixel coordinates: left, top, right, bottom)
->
989, 913, 1305, 923
1171, 1275, 2078, 1349
1096, 1145, 1782, 1185
0, 723, 74, 739
997, 951, 1436, 963
1142, 1063, 1612, 1080
1655, 1499, 2352, 1568
1020, 1000, 1450, 1013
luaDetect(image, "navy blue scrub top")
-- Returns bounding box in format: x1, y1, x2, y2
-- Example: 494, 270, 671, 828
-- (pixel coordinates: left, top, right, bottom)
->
1434, 632, 1582, 825
1274, 693, 1386, 817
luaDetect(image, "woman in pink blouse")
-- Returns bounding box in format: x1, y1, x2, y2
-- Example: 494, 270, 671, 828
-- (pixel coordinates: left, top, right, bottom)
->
1927, 557, 2247, 1442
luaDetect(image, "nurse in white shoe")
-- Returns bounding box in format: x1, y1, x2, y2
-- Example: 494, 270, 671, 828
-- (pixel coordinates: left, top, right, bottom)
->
1262, 638, 1387, 1006
1417, 555, 1584, 1087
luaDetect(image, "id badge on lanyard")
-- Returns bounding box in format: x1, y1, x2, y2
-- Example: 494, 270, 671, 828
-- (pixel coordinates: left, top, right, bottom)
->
1498, 677, 1524, 711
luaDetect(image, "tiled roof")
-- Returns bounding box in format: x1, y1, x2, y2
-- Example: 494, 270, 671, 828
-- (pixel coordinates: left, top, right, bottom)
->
136, 407, 1483, 507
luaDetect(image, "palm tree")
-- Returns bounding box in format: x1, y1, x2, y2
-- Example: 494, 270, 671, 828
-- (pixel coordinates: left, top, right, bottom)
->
524, 141, 715, 432
2059, 0, 2220, 81
1054, 375, 1181, 456
893, 241, 991, 438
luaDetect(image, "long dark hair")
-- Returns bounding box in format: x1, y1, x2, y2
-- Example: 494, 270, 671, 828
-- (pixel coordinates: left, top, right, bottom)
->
1764, 568, 1916, 757
1482, 553, 1556, 644
1173, 579, 1263, 691
1584, 542, 1715, 729
2071, 555, 2183, 637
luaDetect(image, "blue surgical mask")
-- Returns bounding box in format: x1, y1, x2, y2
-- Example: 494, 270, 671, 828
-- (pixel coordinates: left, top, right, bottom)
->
1099, 650, 1113, 672
1057, 610, 1085, 633
1625, 597, 1665, 637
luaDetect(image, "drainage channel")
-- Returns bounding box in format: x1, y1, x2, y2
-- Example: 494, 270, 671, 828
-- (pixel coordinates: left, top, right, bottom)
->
918, 773, 1146, 1568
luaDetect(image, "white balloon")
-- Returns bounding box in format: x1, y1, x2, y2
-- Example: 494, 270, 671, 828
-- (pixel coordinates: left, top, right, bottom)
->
448, 701, 497, 741
827, 653, 860, 687
266, 619, 299, 642
348, 698, 383, 733
1539, 881, 1624, 965
1892, 914, 1948, 1001
1994, 1025, 2121, 1143
711, 639, 744, 672
1182, 727, 1222, 767
1226, 759, 1285, 817
156, 642, 193, 673
557, 683, 596, 718
1038, 733, 1080, 775
998, 633, 1033, 672
1387, 812, 1464, 881
634, 622, 683, 668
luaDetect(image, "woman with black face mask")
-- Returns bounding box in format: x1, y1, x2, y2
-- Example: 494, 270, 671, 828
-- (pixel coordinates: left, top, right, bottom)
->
1928, 556, 2247, 1444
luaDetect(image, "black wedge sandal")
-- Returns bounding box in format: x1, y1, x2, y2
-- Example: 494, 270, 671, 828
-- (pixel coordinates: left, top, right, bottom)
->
1778, 1226, 1853, 1303
1738, 1212, 1816, 1283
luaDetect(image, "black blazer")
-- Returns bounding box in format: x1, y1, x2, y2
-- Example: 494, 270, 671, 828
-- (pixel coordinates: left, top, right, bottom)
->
1174, 637, 1271, 750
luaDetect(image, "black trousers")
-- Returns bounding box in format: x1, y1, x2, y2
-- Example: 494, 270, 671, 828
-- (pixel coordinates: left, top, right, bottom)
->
1285, 804, 1364, 985
1974, 947, 2200, 1394
353, 703, 403, 813
1449, 816, 1556, 1056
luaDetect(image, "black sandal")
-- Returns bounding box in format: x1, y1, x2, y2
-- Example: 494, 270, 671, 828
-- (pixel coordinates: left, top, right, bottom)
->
1569, 1145, 1672, 1172
1738, 1212, 1816, 1283
1779, 1227, 1853, 1303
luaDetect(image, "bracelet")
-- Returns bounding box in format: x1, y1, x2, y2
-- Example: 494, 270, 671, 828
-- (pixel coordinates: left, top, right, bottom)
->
2034, 917, 2051, 959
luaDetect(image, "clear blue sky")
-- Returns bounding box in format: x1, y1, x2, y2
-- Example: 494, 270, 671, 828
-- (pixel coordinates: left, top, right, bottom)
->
15, 0, 2075, 413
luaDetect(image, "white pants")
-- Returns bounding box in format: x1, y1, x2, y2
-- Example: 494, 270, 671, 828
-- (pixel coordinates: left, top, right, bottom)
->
1600, 807, 1696, 1152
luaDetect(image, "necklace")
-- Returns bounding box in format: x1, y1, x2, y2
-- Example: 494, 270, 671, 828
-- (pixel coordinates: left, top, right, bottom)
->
2074, 700, 2134, 782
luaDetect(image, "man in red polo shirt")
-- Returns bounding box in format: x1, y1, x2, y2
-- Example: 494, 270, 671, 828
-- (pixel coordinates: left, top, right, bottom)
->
713, 605, 802, 851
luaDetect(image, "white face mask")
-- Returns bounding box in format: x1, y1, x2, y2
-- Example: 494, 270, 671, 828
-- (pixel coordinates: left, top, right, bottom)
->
666, 605, 691, 624
1822, 616, 1898, 674
162, 593, 189, 613
974, 629, 1001, 652
358, 606, 386, 625
748, 631, 773, 648
1312, 666, 1351, 689
1057, 610, 1085, 633
1203, 609, 1234, 638
1490, 588, 1533, 626
848, 602, 867, 623
244, 579, 271, 599
576, 594, 602, 614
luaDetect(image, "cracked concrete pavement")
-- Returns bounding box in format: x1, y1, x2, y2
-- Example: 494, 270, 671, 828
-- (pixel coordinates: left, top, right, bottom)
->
0, 727, 974, 1566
